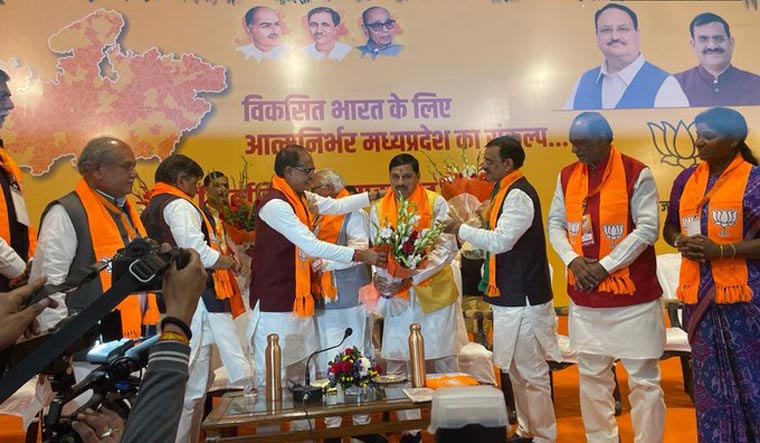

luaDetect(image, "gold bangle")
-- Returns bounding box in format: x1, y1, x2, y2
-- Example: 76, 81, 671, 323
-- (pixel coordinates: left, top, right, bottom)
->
719, 244, 724, 260
730, 243, 737, 260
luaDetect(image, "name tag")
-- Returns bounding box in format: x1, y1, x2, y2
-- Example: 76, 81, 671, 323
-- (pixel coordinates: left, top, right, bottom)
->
581, 213, 595, 247
10, 188, 30, 226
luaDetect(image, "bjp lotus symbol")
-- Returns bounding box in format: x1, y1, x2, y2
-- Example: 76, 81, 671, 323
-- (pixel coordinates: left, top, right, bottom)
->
603, 223, 624, 248
567, 221, 580, 238
647, 120, 699, 170
711, 209, 738, 237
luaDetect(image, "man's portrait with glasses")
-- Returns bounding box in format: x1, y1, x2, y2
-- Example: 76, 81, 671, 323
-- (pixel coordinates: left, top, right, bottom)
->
358, 6, 403, 59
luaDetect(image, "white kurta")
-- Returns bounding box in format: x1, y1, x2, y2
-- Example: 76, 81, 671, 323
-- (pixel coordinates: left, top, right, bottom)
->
369, 193, 459, 361
546, 166, 665, 358
314, 210, 373, 376
302, 41, 352, 61
248, 191, 371, 384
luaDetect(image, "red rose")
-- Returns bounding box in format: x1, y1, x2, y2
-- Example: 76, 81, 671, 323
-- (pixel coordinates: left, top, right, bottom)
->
402, 240, 414, 254
409, 230, 419, 240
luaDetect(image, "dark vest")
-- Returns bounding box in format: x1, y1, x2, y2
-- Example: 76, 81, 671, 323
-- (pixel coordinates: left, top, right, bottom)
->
573, 61, 670, 110
141, 193, 230, 313
488, 177, 553, 308
0, 167, 29, 292
250, 189, 298, 312
560, 154, 662, 308
319, 212, 370, 311
40, 192, 137, 339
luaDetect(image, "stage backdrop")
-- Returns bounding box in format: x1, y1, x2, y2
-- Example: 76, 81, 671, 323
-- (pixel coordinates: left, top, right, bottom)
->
1, 0, 759, 304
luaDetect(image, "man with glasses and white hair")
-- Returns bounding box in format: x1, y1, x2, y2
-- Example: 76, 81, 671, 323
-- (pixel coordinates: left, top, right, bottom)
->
358, 6, 402, 59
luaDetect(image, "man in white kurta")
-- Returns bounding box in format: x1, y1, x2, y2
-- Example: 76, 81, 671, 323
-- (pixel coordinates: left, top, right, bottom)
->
370, 154, 459, 443
547, 112, 665, 443
445, 136, 560, 443
140, 155, 253, 443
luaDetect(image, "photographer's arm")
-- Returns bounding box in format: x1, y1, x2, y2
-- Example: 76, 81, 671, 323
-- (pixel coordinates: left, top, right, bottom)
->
0, 277, 54, 350
122, 250, 205, 443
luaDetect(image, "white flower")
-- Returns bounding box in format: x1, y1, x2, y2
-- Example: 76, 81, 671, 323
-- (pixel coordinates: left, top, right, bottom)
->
357, 357, 371, 377
379, 226, 393, 240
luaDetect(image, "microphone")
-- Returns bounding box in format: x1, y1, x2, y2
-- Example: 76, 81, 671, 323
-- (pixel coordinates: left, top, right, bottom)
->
292, 327, 353, 403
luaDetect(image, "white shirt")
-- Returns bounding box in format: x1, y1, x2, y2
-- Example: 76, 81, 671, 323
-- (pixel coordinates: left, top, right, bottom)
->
258, 191, 370, 264
162, 199, 219, 268
302, 41, 353, 61
547, 164, 664, 358
547, 166, 659, 274
564, 54, 689, 109
236, 43, 290, 62
0, 237, 25, 279
457, 188, 533, 256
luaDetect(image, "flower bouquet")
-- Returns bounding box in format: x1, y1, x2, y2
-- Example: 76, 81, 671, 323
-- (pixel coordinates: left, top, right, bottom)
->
423, 149, 493, 228
361, 194, 445, 316
327, 346, 382, 395
218, 159, 259, 245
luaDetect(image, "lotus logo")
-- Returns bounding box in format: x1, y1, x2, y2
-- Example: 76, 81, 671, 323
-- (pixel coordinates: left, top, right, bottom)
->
567, 221, 580, 237
647, 120, 699, 170
603, 224, 624, 247
711, 209, 738, 236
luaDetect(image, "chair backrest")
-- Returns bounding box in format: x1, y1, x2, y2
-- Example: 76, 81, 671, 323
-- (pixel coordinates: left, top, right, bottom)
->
657, 253, 682, 300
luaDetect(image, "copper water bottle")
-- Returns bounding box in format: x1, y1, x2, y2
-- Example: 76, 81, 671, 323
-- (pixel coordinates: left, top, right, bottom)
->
408, 323, 426, 388
265, 333, 282, 403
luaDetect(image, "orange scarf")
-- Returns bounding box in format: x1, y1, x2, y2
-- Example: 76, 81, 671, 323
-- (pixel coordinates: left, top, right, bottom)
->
375, 185, 434, 300
315, 188, 350, 302
677, 154, 753, 304
482, 169, 523, 297
149, 182, 245, 318
270, 175, 315, 317
0, 148, 36, 257
75, 179, 148, 338
565, 147, 635, 295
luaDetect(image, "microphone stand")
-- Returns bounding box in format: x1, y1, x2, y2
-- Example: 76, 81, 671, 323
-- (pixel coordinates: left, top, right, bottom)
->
292, 328, 352, 403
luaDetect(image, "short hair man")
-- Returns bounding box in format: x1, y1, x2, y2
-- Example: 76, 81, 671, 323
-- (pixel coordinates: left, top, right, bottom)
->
303, 6, 352, 61
248, 145, 385, 435
674, 12, 760, 107
31, 137, 152, 340
0, 70, 34, 294
565, 3, 688, 109
357, 7, 402, 59
237, 6, 289, 61
370, 153, 460, 443
444, 136, 561, 443
140, 155, 252, 443
547, 112, 666, 443
310, 169, 387, 443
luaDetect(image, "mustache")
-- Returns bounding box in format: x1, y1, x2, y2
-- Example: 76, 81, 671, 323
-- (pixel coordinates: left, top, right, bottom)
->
703, 48, 724, 54
267, 33, 279, 39
606, 39, 625, 46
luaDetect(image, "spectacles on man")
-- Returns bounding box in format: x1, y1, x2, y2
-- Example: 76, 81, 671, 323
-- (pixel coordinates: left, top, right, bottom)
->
292, 165, 315, 175
366, 19, 396, 32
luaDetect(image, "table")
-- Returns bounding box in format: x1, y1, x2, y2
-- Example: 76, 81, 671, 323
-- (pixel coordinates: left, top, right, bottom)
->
202, 384, 429, 442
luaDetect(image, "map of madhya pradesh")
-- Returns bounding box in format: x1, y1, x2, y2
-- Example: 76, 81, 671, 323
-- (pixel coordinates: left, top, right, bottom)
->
1, 9, 228, 176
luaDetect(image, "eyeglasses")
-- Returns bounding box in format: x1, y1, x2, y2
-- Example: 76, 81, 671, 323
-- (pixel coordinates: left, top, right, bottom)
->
366, 19, 396, 32
292, 165, 315, 175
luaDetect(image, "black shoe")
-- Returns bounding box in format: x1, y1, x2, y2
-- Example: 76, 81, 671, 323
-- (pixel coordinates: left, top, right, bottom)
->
506, 434, 534, 443
355, 434, 388, 443
399, 434, 422, 443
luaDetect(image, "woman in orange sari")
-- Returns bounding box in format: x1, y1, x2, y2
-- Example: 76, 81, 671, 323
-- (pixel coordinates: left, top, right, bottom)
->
663, 107, 760, 443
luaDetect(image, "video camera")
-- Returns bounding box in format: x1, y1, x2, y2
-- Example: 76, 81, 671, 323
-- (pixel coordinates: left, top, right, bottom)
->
1, 238, 192, 440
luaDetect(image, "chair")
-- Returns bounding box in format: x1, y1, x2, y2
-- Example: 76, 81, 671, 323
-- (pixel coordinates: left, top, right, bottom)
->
656, 253, 693, 402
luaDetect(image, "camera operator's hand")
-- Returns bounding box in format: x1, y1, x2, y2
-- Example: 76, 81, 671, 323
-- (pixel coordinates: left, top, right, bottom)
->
162, 249, 205, 327
0, 276, 56, 351
72, 408, 124, 443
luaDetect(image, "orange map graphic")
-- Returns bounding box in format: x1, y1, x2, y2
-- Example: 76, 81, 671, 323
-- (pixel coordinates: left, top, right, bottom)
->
1, 9, 227, 176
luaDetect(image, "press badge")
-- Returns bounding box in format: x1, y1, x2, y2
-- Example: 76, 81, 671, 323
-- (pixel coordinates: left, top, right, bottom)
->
10, 188, 30, 226
683, 215, 701, 236
581, 213, 595, 247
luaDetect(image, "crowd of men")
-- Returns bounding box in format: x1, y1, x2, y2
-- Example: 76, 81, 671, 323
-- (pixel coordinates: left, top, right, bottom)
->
1, 2, 757, 436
